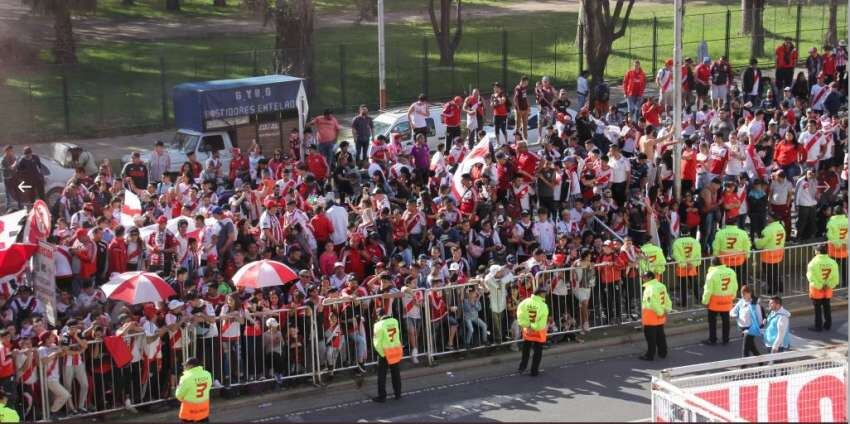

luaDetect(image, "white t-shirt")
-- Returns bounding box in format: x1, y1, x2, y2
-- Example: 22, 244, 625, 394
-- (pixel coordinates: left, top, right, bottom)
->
411, 102, 428, 129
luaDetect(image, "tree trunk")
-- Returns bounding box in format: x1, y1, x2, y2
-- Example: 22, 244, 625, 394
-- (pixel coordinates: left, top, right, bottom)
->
582, 0, 633, 105
750, 0, 765, 56
166, 0, 181, 11
52, 1, 76, 64
741, 0, 754, 34
825, 0, 839, 47
354, 0, 377, 23
428, 0, 463, 67
274, 0, 315, 93
213, 0, 227, 6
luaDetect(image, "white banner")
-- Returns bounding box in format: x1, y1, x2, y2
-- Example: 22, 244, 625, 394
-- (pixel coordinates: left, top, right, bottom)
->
0, 210, 26, 249
121, 189, 142, 228
682, 366, 846, 422
31, 241, 56, 326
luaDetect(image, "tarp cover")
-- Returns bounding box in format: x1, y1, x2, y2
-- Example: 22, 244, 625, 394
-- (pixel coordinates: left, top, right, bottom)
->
173, 75, 304, 131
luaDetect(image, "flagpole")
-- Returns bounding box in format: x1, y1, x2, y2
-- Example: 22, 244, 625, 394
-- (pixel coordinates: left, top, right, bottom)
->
672, 0, 683, 201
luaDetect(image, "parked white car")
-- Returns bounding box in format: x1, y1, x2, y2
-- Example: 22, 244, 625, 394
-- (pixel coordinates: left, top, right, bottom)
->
0, 157, 74, 209
121, 129, 235, 176
371, 104, 448, 153
482, 106, 577, 150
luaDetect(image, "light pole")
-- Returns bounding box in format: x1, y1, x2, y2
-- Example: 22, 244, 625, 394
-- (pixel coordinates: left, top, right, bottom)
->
672, 0, 683, 200
378, 0, 387, 110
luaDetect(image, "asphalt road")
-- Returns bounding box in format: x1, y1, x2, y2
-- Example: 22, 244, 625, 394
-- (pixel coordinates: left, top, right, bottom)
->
189, 310, 848, 423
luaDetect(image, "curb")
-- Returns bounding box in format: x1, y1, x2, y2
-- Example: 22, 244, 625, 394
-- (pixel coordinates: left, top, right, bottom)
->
119, 297, 846, 421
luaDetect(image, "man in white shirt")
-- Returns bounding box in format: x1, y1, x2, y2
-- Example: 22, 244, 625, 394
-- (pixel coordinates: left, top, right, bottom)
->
724, 132, 747, 178
532, 209, 556, 254
325, 199, 349, 248
607, 145, 631, 207
809, 73, 828, 112
798, 120, 825, 169
794, 169, 820, 241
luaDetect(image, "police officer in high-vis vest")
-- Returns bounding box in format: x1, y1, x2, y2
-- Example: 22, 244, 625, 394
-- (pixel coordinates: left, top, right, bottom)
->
712, 223, 751, 286
639, 272, 672, 361
755, 213, 786, 294
639, 242, 667, 280
372, 310, 403, 403
0, 390, 19, 423
175, 358, 212, 423
671, 236, 701, 308
826, 205, 848, 287
517, 285, 549, 376
806, 244, 840, 332
701, 259, 739, 345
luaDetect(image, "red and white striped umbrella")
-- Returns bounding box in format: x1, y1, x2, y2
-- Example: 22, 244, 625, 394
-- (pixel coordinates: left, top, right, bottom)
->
101, 271, 175, 304
231, 260, 298, 289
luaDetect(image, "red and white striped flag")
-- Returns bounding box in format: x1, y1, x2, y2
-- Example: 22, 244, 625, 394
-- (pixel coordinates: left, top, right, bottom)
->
451, 136, 491, 201
121, 190, 142, 228
0, 210, 26, 250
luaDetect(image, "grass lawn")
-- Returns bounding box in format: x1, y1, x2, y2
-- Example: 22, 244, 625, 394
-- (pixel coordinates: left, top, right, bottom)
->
1, 1, 846, 141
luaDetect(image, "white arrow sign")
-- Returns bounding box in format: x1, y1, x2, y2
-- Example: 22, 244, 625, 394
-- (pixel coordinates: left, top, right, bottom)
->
17, 181, 31, 192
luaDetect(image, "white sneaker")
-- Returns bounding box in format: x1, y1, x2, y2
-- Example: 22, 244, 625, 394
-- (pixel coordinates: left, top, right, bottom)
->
213, 379, 223, 389
411, 347, 419, 364
582, 322, 590, 332
124, 398, 137, 413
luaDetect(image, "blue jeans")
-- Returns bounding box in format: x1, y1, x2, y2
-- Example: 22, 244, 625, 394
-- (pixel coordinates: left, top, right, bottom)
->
464, 317, 488, 346
318, 142, 336, 168
626, 96, 642, 121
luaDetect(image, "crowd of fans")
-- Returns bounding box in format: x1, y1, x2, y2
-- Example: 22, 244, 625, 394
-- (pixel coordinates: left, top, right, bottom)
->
0, 37, 846, 420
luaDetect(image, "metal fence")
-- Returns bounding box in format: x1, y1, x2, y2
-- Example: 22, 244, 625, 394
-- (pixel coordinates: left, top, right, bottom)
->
0, 3, 846, 141
5, 240, 848, 421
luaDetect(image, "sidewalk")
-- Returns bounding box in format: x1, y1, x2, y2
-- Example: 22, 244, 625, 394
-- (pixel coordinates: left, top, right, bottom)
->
118, 294, 847, 423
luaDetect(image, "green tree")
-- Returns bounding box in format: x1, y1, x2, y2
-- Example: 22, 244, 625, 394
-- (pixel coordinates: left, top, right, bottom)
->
428, 0, 463, 66
580, 0, 635, 104
23, 0, 96, 64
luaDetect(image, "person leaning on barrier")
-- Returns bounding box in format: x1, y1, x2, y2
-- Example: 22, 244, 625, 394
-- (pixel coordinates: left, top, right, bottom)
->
826, 205, 848, 287
639, 271, 671, 361
806, 244, 840, 332
175, 357, 212, 423
754, 213, 787, 295
0, 389, 19, 423
517, 285, 549, 376
372, 308, 403, 403
701, 258, 738, 346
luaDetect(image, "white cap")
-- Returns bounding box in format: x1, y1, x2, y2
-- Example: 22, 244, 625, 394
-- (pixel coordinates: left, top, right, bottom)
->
449, 263, 460, 271
333, 262, 345, 268
167, 299, 185, 310
266, 318, 279, 327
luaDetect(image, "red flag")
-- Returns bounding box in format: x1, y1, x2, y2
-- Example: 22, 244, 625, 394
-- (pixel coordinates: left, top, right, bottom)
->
22, 200, 51, 244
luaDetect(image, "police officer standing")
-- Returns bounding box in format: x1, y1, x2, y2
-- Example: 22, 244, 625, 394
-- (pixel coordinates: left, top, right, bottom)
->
639, 272, 672, 361
372, 309, 403, 403
806, 244, 840, 332
701, 259, 739, 345
517, 285, 549, 376
175, 358, 212, 423
0, 390, 19, 423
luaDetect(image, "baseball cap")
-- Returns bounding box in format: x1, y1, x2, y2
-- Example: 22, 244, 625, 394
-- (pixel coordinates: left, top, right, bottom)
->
168, 300, 185, 310
156, 215, 168, 224
266, 318, 279, 327
210, 206, 223, 215
449, 263, 460, 271
506, 254, 517, 264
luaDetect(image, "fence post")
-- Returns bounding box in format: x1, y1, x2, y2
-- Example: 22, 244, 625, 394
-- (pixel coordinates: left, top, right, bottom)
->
529, 32, 534, 80
160, 56, 168, 128
651, 17, 658, 76
502, 30, 508, 86
578, 24, 585, 75
339, 45, 347, 110
724, 9, 731, 60
476, 37, 480, 90
422, 37, 429, 98
554, 35, 558, 80
252, 49, 258, 75
795, 2, 802, 51
27, 82, 34, 132
424, 288, 435, 366
61, 66, 70, 135
451, 61, 456, 96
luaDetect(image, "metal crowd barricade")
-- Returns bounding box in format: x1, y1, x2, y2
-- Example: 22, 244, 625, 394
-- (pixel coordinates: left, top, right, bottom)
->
318, 291, 411, 381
